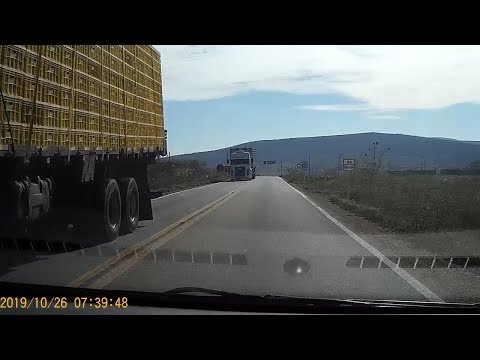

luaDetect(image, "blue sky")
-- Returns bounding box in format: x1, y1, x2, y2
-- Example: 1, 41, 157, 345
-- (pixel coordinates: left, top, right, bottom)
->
154, 46, 480, 155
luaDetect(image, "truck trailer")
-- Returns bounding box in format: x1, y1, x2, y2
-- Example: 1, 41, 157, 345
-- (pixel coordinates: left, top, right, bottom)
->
0, 45, 167, 243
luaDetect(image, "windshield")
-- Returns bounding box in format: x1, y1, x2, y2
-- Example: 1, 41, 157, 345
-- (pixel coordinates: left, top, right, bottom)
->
2, 45, 480, 313
230, 159, 250, 165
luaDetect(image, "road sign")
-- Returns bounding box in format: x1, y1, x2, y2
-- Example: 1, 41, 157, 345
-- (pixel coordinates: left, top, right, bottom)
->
301, 161, 309, 171
295, 164, 302, 171
343, 159, 355, 171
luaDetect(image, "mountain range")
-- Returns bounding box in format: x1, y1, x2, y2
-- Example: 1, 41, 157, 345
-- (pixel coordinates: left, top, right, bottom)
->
166, 133, 480, 173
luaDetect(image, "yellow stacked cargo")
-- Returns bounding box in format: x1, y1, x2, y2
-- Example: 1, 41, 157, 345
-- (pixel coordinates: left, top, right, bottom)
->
0, 45, 165, 156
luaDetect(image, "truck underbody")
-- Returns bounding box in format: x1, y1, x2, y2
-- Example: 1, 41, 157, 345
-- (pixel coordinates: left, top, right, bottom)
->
0, 151, 157, 244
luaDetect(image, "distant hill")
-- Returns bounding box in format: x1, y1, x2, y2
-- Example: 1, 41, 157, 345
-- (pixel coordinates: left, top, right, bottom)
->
165, 133, 480, 173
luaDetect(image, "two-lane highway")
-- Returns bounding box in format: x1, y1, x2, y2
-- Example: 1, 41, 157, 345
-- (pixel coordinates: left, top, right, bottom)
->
3, 176, 480, 304
100, 177, 440, 302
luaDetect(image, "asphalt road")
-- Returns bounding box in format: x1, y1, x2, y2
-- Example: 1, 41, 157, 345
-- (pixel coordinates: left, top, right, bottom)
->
105, 177, 429, 301
1, 176, 480, 305
0, 180, 244, 286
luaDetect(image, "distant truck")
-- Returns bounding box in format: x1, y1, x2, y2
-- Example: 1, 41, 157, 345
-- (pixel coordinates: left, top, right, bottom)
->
228, 147, 256, 181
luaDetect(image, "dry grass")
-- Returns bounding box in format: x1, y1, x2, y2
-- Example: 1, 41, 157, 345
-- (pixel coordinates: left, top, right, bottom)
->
148, 160, 230, 195
286, 171, 480, 233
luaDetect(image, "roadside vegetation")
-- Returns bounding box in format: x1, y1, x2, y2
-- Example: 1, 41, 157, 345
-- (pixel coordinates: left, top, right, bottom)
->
286, 171, 480, 233
285, 143, 480, 233
148, 160, 230, 197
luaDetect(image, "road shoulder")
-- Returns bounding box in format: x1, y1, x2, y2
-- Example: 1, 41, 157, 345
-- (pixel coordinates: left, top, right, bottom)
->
285, 180, 480, 257
285, 179, 480, 303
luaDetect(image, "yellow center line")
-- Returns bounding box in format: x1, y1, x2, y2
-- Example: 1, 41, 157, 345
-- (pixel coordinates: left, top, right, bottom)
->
68, 183, 248, 289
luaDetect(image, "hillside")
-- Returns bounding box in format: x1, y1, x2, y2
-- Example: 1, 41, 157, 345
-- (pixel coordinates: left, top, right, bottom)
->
165, 132, 480, 173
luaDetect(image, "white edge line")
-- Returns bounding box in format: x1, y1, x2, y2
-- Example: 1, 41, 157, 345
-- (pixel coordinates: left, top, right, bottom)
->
281, 178, 445, 303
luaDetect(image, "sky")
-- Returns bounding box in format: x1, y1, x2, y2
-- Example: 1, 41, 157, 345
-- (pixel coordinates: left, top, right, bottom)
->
153, 45, 480, 155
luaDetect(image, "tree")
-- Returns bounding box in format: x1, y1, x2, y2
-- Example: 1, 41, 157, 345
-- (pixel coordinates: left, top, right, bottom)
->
362, 141, 390, 204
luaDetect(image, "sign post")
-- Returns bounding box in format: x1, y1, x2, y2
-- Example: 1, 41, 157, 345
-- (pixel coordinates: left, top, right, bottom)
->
342, 159, 355, 201
300, 161, 308, 183
342, 159, 355, 172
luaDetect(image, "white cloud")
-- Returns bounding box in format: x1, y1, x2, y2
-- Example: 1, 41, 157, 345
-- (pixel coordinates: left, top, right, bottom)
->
368, 115, 401, 120
296, 103, 401, 119
154, 45, 480, 110
296, 104, 370, 111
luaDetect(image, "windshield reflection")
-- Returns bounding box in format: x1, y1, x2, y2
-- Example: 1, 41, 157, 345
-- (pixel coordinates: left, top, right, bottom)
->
283, 258, 311, 276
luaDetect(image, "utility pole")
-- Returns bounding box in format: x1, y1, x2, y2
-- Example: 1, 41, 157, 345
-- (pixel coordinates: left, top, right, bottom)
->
337, 153, 343, 175
372, 141, 379, 167
419, 157, 425, 171
308, 155, 311, 176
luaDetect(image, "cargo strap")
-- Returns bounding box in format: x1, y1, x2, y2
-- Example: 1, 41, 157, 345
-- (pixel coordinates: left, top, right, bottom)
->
26, 45, 43, 160
0, 87, 15, 154
0, 45, 15, 154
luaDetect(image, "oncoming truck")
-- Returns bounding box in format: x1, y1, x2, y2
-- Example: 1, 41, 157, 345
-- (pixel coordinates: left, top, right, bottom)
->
228, 147, 256, 181
0, 45, 167, 243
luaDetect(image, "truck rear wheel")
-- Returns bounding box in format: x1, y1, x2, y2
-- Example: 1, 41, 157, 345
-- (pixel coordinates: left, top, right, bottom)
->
119, 178, 139, 234
99, 178, 122, 242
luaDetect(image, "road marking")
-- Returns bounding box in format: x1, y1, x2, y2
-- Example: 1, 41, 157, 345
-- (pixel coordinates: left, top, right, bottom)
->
68, 182, 248, 289
282, 178, 445, 303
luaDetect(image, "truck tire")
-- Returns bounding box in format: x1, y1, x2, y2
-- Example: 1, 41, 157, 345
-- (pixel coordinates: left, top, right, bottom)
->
119, 178, 139, 234
100, 178, 122, 242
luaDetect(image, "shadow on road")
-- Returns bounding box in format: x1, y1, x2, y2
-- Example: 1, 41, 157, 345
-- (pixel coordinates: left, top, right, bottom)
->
0, 223, 118, 277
